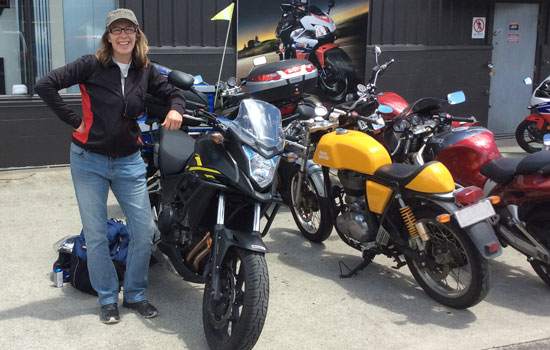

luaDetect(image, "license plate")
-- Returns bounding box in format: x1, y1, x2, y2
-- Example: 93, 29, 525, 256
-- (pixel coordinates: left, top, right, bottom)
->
453, 199, 495, 228
289, 76, 303, 84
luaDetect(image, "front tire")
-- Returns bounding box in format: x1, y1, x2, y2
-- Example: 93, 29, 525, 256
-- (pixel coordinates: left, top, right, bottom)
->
203, 248, 269, 350
318, 48, 354, 102
288, 166, 333, 243
515, 119, 543, 153
405, 207, 491, 309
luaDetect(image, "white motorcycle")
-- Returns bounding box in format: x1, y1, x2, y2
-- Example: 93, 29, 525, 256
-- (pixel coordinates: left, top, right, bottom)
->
275, 0, 355, 101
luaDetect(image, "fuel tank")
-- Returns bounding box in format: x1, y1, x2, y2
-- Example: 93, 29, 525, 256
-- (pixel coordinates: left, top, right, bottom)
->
423, 126, 502, 188
313, 129, 391, 175
377, 92, 408, 120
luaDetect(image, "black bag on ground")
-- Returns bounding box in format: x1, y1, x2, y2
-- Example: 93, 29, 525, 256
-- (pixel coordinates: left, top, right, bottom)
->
67, 219, 130, 295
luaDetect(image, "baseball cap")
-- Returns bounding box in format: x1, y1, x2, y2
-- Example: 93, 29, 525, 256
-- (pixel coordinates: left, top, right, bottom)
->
106, 8, 139, 28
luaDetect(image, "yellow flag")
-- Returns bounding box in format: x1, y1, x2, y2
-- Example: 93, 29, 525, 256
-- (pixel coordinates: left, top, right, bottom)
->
211, 3, 234, 21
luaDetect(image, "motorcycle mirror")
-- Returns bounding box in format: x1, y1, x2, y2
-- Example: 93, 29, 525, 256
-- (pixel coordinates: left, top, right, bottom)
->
378, 105, 393, 114
375, 45, 382, 56
168, 70, 195, 90
524, 77, 533, 85
227, 77, 237, 87
357, 84, 367, 93
314, 105, 328, 117
253, 56, 267, 66
328, 0, 335, 9
447, 91, 466, 105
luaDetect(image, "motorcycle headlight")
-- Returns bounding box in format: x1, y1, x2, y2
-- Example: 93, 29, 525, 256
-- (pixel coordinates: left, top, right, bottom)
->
315, 25, 329, 38
243, 145, 279, 188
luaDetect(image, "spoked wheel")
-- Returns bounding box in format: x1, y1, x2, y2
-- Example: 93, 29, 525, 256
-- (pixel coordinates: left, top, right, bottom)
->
515, 119, 543, 153
288, 166, 333, 243
318, 48, 354, 102
405, 207, 491, 309
203, 247, 269, 350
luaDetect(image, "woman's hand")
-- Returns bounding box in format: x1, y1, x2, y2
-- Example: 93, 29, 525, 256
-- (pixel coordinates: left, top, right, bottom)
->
162, 110, 183, 130
74, 120, 86, 133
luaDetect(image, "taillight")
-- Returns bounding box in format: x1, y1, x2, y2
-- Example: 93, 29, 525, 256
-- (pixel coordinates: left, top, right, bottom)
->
455, 186, 483, 205
305, 63, 315, 72
282, 66, 301, 74
249, 72, 281, 82
485, 242, 500, 254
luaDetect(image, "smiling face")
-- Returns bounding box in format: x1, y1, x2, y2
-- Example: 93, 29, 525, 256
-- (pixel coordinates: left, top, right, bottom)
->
107, 19, 137, 63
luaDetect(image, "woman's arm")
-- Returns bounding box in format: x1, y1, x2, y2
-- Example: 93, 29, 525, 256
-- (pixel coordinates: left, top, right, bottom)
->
147, 66, 187, 130
35, 55, 96, 129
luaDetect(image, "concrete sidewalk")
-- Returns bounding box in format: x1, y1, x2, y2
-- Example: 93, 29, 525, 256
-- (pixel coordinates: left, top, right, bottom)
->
1, 139, 549, 350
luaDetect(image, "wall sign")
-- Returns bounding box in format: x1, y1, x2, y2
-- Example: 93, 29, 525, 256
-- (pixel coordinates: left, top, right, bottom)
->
472, 17, 486, 39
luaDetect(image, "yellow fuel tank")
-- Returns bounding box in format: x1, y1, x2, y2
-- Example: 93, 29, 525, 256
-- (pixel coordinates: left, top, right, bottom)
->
313, 130, 391, 175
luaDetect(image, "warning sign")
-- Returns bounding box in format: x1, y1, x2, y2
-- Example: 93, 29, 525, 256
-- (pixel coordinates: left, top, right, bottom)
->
472, 17, 486, 39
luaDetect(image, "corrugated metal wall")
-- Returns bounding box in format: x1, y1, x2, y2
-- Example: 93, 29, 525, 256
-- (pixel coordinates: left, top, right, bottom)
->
369, 0, 490, 46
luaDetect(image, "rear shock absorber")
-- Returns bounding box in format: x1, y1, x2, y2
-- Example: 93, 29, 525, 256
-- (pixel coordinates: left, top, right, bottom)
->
400, 205, 419, 239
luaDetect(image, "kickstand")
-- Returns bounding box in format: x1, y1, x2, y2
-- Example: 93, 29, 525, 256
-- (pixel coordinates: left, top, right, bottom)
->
339, 254, 373, 278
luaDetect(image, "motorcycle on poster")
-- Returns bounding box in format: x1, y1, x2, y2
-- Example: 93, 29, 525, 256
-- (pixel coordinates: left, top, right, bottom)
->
237, 0, 367, 104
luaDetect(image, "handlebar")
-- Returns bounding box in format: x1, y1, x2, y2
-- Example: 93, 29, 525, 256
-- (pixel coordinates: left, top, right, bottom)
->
450, 115, 477, 123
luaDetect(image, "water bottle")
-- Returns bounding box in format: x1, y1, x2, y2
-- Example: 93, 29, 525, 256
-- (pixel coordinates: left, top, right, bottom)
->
53, 263, 63, 288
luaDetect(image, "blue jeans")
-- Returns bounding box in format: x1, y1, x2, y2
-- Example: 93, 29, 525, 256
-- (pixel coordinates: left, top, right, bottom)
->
70, 143, 155, 306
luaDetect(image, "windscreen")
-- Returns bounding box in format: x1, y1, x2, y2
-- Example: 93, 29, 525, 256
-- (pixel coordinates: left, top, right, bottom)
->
230, 99, 284, 156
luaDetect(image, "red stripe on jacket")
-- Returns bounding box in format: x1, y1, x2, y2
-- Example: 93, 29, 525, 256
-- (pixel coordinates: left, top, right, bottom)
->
73, 84, 93, 143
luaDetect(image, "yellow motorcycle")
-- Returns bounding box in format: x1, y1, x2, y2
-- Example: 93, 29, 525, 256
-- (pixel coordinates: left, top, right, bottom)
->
312, 108, 502, 308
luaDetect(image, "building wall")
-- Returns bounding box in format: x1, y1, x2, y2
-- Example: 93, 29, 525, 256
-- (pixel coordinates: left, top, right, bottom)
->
367, 0, 492, 124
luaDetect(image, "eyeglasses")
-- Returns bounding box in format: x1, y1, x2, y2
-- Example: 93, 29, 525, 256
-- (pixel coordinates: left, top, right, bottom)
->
109, 26, 137, 35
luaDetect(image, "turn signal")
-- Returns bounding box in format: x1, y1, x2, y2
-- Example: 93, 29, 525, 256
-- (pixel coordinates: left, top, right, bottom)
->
435, 214, 451, 224
489, 196, 500, 205
436, 214, 451, 223
211, 132, 224, 144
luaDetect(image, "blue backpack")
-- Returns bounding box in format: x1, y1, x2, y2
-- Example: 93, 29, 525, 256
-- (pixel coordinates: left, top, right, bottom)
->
69, 219, 130, 295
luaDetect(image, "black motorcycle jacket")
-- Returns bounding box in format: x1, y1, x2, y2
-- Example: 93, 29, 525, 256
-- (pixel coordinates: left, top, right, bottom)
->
35, 54, 186, 157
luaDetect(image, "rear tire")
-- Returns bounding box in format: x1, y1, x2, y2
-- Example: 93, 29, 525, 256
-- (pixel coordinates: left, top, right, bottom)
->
524, 209, 550, 286
405, 206, 491, 309
515, 119, 543, 153
288, 165, 333, 243
203, 248, 269, 350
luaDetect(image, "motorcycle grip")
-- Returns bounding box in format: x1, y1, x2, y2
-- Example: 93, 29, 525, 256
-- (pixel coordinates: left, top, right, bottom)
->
451, 116, 477, 123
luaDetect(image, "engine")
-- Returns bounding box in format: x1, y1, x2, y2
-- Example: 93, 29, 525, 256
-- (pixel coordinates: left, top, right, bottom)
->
335, 170, 374, 242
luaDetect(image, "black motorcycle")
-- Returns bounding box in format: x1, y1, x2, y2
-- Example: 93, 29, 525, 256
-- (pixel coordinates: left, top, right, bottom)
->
146, 98, 284, 350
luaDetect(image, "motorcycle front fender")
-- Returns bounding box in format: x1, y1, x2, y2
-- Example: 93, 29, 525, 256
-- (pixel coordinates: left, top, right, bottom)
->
295, 158, 327, 198
315, 43, 339, 68
209, 224, 268, 301
426, 199, 503, 259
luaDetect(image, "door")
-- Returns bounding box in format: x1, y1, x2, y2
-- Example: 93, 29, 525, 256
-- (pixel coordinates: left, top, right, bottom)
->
488, 3, 539, 135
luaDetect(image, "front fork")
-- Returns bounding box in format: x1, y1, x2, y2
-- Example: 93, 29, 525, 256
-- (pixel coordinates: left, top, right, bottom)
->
293, 134, 312, 206
210, 194, 264, 302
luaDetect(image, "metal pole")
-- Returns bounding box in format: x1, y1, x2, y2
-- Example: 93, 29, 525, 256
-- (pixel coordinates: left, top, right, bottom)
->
213, 18, 232, 109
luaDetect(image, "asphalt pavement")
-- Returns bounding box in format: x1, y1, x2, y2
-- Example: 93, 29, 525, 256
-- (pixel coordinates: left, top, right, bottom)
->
0, 138, 549, 350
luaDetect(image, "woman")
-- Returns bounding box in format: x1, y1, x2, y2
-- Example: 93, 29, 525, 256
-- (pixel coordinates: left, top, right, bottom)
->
35, 8, 185, 324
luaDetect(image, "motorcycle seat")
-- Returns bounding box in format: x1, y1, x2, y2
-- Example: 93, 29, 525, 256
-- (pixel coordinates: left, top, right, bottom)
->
480, 157, 522, 184
158, 127, 196, 175
374, 161, 439, 187
516, 150, 550, 176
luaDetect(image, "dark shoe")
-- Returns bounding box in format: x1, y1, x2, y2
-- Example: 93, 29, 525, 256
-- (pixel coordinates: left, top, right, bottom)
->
100, 303, 120, 324
122, 300, 158, 318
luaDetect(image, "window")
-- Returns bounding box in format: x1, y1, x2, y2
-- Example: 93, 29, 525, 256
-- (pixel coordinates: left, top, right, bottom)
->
0, 0, 116, 96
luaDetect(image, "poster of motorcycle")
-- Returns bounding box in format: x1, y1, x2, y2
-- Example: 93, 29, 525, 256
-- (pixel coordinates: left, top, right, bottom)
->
237, 0, 368, 103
